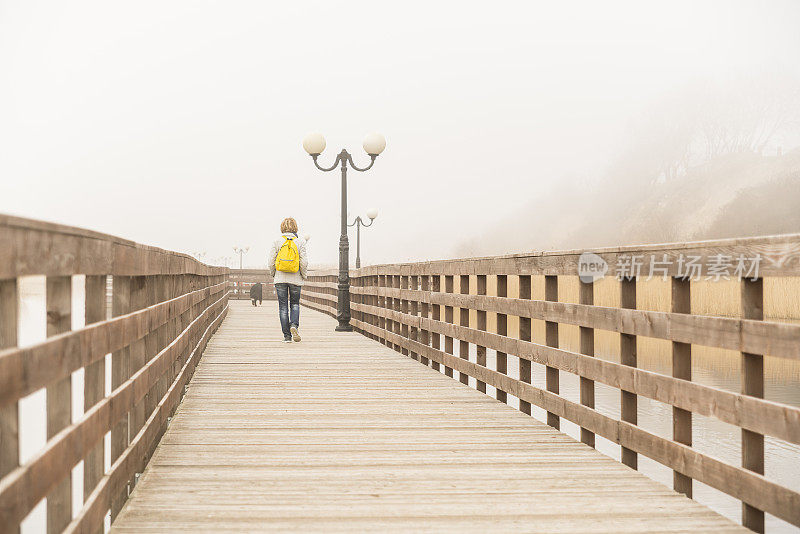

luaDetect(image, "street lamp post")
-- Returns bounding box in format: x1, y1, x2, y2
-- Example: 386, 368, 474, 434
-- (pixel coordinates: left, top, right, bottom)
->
232, 246, 249, 299
303, 132, 386, 332
233, 246, 249, 270
348, 208, 378, 269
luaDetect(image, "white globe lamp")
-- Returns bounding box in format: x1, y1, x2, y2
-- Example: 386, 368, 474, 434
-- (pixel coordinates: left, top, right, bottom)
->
362, 133, 386, 156
302, 133, 326, 155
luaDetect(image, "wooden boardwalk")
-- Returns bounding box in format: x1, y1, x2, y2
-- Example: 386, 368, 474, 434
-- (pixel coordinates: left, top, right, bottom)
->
112, 300, 744, 532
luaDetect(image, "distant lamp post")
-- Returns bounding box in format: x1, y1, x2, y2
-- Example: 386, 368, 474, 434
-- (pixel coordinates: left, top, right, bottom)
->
348, 208, 378, 268
233, 246, 249, 270
303, 132, 386, 331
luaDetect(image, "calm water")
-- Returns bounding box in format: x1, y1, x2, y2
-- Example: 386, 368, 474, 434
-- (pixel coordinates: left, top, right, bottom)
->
13, 276, 800, 532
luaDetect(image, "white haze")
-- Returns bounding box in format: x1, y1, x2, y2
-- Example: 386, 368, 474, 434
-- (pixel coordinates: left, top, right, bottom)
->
1, 0, 799, 267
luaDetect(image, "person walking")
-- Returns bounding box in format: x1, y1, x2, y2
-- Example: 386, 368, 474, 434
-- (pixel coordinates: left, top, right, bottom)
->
268, 217, 308, 342
249, 282, 263, 306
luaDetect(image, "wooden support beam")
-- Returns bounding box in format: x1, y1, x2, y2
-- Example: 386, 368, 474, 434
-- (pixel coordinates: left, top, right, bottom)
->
83, 275, 106, 507
672, 277, 692, 497
579, 279, 595, 448
741, 277, 764, 533
419, 276, 430, 366
544, 275, 559, 429
496, 275, 508, 404
0, 279, 19, 534
46, 276, 72, 534
459, 275, 470, 385
620, 278, 637, 469
110, 275, 131, 521
431, 276, 441, 373
443, 276, 454, 378
519, 275, 532, 415
475, 275, 487, 394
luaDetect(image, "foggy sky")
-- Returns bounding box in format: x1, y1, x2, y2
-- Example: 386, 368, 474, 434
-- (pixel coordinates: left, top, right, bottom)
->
1, 1, 799, 268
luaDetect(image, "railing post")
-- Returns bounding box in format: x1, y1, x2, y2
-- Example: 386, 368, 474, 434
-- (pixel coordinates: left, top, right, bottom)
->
579, 279, 595, 448
672, 277, 692, 496
392, 274, 401, 352
400, 275, 409, 356
443, 275, 454, 378
83, 275, 107, 512
110, 275, 131, 520
620, 277, 637, 469
741, 277, 765, 533
496, 275, 508, 403
419, 276, 430, 366
46, 275, 72, 534
377, 275, 386, 344
459, 275, 470, 385
373, 275, 380, 340
0, 278, 19, 534
129, 276, 148, 476
519, 275, 532, 415
431, 276, 441, 373
409, 275, 419, 361
544, 275, 559, 428
475, 275, 487, 393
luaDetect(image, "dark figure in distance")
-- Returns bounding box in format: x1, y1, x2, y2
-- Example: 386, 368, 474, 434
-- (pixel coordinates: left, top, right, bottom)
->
249, 282, 263, 306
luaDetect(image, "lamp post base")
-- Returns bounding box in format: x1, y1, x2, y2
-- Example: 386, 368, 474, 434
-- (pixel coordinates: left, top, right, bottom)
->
335, 324, 354, 332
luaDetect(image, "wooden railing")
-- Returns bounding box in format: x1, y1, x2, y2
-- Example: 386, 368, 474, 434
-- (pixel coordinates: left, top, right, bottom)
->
0, 215, 229, 533
301, 234, 800, 532
228, 269, 275, 300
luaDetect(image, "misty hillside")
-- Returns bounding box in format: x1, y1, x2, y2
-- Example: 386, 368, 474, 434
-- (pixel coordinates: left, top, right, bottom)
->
454, 148, 800, 257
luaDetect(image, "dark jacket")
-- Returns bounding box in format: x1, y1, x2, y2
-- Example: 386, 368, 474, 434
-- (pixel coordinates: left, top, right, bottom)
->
249, 283, 263, 300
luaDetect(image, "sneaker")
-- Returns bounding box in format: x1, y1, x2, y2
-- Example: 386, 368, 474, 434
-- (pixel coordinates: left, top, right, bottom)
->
290, 326, 301, 342
282, 338, 292, 343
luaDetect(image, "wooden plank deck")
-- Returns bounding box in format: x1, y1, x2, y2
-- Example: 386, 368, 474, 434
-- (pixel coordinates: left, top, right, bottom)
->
111, 300, 745, 532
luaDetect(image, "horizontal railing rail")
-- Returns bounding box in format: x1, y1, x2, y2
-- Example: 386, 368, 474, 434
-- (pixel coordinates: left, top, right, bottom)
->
0, 215, 229, 533
228, 269, 275, 300
301, 233, 800, 532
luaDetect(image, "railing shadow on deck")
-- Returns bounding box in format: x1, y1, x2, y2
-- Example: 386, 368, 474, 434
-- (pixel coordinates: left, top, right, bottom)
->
301, 233, 800, 533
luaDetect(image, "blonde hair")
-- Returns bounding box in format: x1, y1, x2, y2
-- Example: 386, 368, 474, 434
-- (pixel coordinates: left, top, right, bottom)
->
280, 217, 298, 234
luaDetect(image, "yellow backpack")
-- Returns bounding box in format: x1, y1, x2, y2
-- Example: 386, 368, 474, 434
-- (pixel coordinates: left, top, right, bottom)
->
275, 236, 300, 273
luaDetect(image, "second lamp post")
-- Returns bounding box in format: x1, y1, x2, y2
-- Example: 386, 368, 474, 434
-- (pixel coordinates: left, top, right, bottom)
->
303, 132, 386, 331
348, 209, 378, 269
232, 246, 249, 270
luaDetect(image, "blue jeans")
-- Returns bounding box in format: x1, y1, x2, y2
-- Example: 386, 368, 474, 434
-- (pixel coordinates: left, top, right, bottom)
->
275, 283, 301, 339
